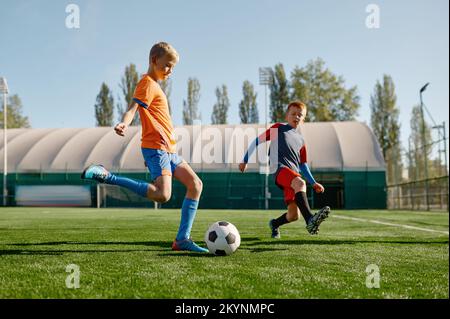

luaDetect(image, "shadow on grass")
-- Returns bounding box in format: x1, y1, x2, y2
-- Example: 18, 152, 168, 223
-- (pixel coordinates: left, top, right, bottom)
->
0, 248, 171, 256
7, 240, 172, 247
0, 250, 64, 256
246, 239, 449, 246
7, 238, 260, 247
0, 240, 173, 256
3, 237, 446, 257
157, 252, 216, 258
157, 247, 286, 258
241, 237, 262, 242
0, 237, 279, 257
241, 247, 287, 253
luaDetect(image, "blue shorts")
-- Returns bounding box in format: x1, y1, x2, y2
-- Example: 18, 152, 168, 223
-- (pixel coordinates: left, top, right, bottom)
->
141, 148, 184, 182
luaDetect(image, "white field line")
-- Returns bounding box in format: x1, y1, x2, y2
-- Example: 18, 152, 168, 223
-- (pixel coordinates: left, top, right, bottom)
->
332, 214, 449, 235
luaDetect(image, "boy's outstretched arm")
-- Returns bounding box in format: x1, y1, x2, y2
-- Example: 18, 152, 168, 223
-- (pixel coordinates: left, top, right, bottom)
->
239, 137, 258, 173
239, 123, 281, 173
114, 102, 139, 136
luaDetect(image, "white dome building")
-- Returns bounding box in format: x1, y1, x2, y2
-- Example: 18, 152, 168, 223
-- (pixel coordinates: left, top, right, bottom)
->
0, 122, 386, 209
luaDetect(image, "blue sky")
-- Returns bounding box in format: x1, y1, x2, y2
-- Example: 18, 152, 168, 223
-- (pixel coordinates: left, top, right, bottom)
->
0, 0, 448, 154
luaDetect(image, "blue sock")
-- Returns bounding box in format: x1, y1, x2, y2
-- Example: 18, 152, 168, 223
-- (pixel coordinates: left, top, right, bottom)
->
106, 174, 149, 198
176, 198, 199, 241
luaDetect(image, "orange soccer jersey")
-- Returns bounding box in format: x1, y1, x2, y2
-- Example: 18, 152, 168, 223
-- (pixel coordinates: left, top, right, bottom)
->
132, 75, 176, 153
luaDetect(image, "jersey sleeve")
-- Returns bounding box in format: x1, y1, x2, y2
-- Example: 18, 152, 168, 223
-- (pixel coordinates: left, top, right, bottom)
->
299, 145, 308, 163
133, 78, 156, 109
299, 145, 316, 184
299, 163, 316, 185
243, 123, 282, 163
258, 123, 282, 143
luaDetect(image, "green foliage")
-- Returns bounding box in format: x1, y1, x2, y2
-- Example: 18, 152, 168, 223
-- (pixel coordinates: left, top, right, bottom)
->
211, 85, 230, 125
183, 78, 201, 125
239, 80, 258, 124
269, 63, 290, 122
95, 83, 114, 127
159, 79, 172, 114
408, 105, 435, 180
0, 94, 31, 129
117, 64, 139, 125
369, 75, 402, 184
291, 58, 360, 122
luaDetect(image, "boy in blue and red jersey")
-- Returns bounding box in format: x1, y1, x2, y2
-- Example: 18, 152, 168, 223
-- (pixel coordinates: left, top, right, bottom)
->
239, 101, 330, 238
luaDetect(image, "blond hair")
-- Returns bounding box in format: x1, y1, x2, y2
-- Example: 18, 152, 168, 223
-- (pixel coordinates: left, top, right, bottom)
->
149, 42, 179, 62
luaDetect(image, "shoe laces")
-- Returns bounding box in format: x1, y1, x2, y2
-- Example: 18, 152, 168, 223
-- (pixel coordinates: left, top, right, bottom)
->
93, 167, 109, 179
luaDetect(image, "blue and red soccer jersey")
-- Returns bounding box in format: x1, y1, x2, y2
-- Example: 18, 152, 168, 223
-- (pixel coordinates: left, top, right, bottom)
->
243, 123, 317, 204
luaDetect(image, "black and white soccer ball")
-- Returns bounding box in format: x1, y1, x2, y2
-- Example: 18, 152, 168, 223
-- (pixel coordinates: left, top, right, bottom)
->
204, 221, 241, 256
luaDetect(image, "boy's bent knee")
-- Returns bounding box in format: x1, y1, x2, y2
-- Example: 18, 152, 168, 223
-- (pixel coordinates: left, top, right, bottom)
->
160, 189, 172, 202
155, 194, 171, 203
291, 177, 306, 191
149, 189, 171, 203
189, 178, 203, 194
195, 178, 203, 192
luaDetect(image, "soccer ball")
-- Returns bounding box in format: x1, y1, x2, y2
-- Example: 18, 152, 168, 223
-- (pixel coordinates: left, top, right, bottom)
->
204, 221, 241, 256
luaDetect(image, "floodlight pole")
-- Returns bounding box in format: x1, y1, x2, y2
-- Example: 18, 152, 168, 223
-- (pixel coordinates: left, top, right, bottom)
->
419, 83, 430, 211
1, 78, 8, 206
3, 93, 6, 206
264, 83, 269, 210
259, 68, 272, 210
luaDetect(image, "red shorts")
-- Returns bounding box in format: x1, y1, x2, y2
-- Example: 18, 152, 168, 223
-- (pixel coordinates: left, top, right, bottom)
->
275, 167, 301, 205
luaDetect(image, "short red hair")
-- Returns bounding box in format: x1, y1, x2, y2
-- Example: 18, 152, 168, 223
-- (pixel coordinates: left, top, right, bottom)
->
287, 101, 307, 112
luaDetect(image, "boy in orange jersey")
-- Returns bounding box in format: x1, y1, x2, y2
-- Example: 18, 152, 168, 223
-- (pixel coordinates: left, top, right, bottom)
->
82, 42, 208, 253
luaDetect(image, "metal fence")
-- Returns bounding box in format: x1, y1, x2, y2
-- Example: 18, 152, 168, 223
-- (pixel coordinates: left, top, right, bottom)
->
387, 176, 448, 210
386, 124, 449, 211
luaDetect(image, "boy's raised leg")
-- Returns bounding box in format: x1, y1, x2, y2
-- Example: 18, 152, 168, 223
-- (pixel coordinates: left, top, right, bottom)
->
81, 164, 171, 202
306, 206, 331, 235
295, 191, 331, 234
294, 191, 314, 224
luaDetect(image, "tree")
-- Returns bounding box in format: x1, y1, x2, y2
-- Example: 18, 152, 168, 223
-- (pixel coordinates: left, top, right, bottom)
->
95, 83, 114, 127
269, 63, 290, 122
407, 104, 439, 208
182, 78, 201, 125
0, 94, 31, 128
239, 80, 259, 124
409, 104, 433, 180
117, 63, 139, 125
385, 143, 404, 184
370, 74, 402, 184
159, 79, 172, 114
211, 85, 230, 125
290, 58, 360, 121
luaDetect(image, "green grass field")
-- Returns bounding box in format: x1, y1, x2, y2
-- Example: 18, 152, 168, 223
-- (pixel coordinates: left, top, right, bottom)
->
0, 207, 448, 299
